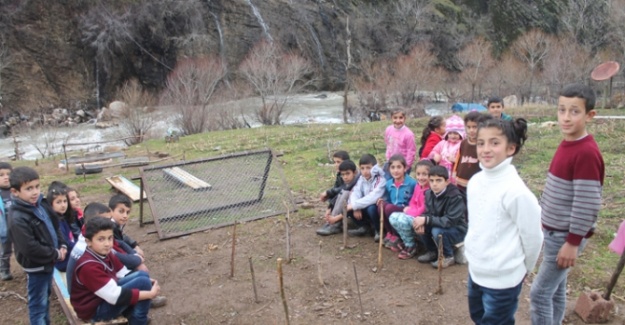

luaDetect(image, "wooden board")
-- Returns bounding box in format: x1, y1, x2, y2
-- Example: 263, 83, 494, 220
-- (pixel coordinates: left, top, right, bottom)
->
163, 167, 211, 190
64, 151, 125, 164
120, 157, 150, 168
52, 269, 128, 325
106, 175, 146, 201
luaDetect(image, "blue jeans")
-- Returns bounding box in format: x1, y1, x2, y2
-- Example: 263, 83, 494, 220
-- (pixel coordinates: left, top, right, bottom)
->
418, 226, 464, 257
27, 271, 53, 325
0, 237, 11, 273
468, 275, 523, 325
92, 271, 152, 325
360, 204, 380, 232
530, 229, 587, 325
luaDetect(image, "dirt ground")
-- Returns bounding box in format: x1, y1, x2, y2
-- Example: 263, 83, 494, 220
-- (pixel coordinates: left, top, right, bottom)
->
2, 204, 625, 325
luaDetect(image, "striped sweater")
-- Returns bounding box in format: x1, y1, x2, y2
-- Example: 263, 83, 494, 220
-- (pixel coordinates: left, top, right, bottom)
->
541, 135, 604, 245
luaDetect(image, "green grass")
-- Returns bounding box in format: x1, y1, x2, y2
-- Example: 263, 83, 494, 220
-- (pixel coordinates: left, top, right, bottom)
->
17, 111, 625, 299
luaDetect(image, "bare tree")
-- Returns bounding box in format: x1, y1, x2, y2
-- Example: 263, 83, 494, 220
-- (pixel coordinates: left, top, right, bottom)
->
511, 29, 553, 103
353, 59, 393, 121
238, 41, 312, 125
543, 36, 594, 100
117, 79, 156, 145
160, 56, 227, 134
458, 37, 494, 102
0, 37, 12, 112
483, 53, 530, 102
387, 44, 436, 115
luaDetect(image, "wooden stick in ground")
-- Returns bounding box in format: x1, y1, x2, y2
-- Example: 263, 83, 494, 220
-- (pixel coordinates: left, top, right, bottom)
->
342, 211, 348, 249
436, 234, 444, 294
283, 201, 292, 263
230, 223, 237, 278
277, 258, 291, 325
353, 261, 364, 317
249, 257, 260, 303
604, 249, 625, 300
377, 204, 384, 270
317, 241, 325, 287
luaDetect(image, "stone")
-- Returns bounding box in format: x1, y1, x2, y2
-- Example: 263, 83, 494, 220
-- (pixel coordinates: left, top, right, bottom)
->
76, 109, 85, 118
503, 95, 518, 107
108, 101, 127, 118
574, 291, 614, 323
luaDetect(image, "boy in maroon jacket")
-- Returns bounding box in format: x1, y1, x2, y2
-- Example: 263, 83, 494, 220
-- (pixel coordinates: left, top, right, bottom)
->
70, 217, 160, 324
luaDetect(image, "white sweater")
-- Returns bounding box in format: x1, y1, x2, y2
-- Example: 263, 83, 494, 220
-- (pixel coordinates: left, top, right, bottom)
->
465, 157, 544, 289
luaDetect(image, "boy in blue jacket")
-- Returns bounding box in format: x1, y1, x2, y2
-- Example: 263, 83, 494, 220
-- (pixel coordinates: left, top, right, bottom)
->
0, 162, 13, 280
8, 167, 67, 324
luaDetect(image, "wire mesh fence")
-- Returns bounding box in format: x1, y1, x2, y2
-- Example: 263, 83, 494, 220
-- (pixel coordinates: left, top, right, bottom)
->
139, 148, 295, 239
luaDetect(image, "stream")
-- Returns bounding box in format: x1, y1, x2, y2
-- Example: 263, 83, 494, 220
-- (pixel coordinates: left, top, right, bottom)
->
0, 92, 449, 160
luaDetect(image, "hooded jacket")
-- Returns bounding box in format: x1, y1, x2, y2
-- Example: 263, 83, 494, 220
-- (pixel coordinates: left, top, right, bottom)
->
349, 165, 386, 210
384, 175, 417, 207
423, 183, 467, 234
9, 195, 67, 273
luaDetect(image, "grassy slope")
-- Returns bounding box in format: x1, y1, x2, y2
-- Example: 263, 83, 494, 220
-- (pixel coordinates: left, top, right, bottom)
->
13, 107, 625, 315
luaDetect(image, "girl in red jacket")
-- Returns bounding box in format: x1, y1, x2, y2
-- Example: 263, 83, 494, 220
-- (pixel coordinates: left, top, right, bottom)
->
419, 116, 446, 159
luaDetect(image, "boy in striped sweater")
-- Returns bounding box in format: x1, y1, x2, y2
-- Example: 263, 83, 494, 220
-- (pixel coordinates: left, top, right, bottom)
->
530, 83, 605, 325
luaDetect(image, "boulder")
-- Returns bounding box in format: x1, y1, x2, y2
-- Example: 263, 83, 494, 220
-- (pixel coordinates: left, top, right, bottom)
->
95, 121, 118, 129
76, 109, 85, 118
503, 95, 518, 108
108, 101, 127, 118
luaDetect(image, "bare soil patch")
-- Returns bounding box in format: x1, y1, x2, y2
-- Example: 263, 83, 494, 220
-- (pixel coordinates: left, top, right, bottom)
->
2, 204, 625, 324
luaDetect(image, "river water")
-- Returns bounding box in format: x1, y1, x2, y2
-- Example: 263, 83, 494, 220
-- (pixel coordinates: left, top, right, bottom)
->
0, 92, 450, 160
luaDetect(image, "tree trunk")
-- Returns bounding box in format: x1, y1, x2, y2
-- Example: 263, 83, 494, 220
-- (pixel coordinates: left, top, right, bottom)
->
342, 16, 351, 124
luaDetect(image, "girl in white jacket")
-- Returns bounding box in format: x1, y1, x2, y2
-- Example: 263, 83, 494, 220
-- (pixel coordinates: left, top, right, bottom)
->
465, 117, 543, 325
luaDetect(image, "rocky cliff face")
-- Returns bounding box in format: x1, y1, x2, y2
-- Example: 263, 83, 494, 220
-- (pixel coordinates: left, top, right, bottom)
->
0, 0, 439, 114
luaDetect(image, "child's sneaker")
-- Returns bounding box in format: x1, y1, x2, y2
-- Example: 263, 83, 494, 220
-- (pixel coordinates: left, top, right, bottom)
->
398, 246, 418, 260
417, 251, 438, 263
390, 241, 405, 253
384, 235, 400, 249
374, 231, 380, 243
431, 256, 455, 269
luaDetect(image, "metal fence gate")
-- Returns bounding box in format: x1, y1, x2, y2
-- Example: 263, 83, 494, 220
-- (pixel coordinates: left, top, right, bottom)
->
139, 149, 295, 239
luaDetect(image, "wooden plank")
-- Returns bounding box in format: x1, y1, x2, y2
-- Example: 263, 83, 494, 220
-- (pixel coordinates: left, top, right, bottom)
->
163, 167, 211, 190
53, 269, 128, 325
106, 175, 146, 201
120, 157, 150, 168
64, 151, 125, 164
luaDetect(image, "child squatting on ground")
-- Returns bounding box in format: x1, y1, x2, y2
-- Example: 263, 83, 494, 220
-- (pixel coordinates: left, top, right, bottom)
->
378, 154, 416, 249
413, 165, 467, 268
345, 154, 386, 239
530, 83, 605, 325
0, 162, 13, 281
388, 160, 434, 259
316, 160, 360, 236
8, 167, 68, 325
319, 150, 350, 228
384, 109, 416, 178
465, 117, 544, 324
70, 217, 160, 324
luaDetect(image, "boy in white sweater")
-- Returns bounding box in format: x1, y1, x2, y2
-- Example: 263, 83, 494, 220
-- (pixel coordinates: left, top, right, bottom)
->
465, 117, 543, 324
346, 154, 386, 239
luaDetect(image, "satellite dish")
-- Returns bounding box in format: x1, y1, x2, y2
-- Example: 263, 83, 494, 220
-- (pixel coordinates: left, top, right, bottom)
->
591, 61, 620, 81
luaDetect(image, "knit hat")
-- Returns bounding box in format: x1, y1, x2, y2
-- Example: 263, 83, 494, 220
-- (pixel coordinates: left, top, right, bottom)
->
444, 114, 465, 140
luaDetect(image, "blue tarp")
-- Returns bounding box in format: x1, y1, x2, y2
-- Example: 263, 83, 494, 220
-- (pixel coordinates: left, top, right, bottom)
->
451, 103, 487, 112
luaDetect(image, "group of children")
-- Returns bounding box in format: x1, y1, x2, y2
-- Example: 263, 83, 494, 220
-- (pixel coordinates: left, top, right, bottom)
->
316, 84, 605, 324
0, 165, 164, 325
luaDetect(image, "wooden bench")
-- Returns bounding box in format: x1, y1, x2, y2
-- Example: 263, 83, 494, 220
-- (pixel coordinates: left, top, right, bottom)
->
163, 167, 211, 190
106, 175, 146, 202
52, 269, 128, 325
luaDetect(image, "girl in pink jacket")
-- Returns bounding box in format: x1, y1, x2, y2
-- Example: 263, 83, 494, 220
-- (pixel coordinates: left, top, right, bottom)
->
429, 115, 465, 182
384, 110, 417, 177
